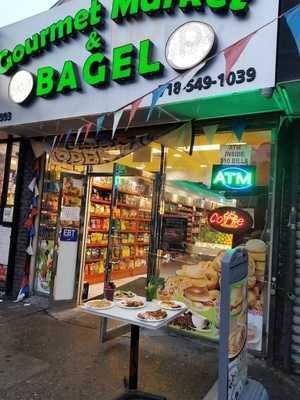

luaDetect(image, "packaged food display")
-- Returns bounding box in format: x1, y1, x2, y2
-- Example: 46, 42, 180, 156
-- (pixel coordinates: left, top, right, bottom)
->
84, 176, 152, 285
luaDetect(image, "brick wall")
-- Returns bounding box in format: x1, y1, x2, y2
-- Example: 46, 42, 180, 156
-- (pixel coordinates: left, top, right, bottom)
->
9, 140, 36, 297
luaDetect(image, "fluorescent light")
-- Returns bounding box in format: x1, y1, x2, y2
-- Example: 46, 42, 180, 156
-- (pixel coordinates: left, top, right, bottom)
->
173, 154, 182, 158
152, 148, 161, 155
179, 144, 221, 151
200, 164, 207, 168
193, 145, 221, 151
167, 166, 173, 169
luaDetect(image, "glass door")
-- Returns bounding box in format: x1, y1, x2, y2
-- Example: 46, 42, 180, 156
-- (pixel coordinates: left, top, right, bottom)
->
104, 164, 156, 291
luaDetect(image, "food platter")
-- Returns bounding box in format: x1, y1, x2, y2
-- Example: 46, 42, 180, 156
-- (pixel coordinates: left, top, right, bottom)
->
117, 298, 145, 309
158, 300, 185, 311
85, 299, 114, 310
114, 290, 136, 300
136, 309, 168, 322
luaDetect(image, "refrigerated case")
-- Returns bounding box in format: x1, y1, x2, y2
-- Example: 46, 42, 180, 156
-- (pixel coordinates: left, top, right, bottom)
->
35, 158, 86, 297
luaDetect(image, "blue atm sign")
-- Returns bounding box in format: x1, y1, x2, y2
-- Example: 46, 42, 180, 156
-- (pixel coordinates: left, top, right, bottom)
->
211, 165, 256, 192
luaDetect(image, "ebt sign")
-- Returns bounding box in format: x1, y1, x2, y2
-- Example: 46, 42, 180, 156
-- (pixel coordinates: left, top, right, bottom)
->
0, 0, 253, 104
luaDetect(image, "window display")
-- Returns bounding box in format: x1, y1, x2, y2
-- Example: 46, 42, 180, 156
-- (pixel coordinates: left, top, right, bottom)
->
159, 131, 272, 353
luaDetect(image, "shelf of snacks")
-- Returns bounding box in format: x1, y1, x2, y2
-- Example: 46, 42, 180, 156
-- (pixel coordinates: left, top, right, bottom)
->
84, 176, 152, 285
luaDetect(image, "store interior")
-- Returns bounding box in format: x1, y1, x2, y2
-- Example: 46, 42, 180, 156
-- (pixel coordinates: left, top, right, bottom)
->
35, 127, 272, 350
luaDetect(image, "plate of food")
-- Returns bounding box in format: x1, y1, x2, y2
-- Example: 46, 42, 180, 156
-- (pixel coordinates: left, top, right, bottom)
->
114, 290, 136, 300
85, 299, 114, 310
136, 309, 168, 322
117, 298, 145, 309
158, 300, 185, 311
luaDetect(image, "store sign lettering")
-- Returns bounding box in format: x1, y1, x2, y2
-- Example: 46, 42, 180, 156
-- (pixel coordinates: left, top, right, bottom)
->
211, 165, 256, 191
1, 0, 163, 102
111, 0, 251, 22
0, 0, 251, 103
208, 207, 253, 234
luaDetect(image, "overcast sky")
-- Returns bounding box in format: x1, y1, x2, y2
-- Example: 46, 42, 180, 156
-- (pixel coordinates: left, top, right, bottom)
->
0, 0, 60, 28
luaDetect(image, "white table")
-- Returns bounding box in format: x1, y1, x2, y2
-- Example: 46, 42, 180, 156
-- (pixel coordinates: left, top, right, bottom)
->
81, 298, 187, 400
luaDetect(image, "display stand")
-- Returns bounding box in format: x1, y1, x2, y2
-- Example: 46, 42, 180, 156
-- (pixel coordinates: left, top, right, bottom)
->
204, 248, 268, 400
81, 299, 185, 400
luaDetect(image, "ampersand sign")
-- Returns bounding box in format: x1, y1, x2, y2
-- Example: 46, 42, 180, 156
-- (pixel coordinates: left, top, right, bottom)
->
86, 31, 103, 53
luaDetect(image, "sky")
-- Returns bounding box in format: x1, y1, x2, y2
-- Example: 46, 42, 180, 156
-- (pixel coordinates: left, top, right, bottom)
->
0, 0, 60, 28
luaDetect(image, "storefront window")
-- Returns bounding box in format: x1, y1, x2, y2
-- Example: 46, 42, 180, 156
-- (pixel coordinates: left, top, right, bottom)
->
3, 143, 19, 223
159, 129, 273, 353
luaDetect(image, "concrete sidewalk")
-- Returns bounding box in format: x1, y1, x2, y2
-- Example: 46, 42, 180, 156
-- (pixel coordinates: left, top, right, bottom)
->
0, 299, 299, 400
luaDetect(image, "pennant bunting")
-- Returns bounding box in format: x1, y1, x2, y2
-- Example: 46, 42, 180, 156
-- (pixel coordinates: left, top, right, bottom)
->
203, 125, 219, 145
147, 83, 169, 122
58, 131, 65, 145
51, 136, 58, 150
28, 177, 36, 192
224, 32, 255, 79
64, 129, 73, 146
285, 5, 300, 55
96, 115, 105, 138
112, 109, 124, 139
232, 120, 247, 142
83, 122, 93, 144
127, 97, 143, 129
75, 126, 84, 146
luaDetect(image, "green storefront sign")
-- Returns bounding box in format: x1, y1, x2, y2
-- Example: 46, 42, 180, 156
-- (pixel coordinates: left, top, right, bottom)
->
0, 0, 252, 101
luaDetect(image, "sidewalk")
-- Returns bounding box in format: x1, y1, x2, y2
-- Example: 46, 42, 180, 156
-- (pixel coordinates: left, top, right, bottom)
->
0, 298, 299, 400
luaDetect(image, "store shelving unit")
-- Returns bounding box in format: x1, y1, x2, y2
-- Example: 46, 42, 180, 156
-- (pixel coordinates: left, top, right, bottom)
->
84, 177, 151, 285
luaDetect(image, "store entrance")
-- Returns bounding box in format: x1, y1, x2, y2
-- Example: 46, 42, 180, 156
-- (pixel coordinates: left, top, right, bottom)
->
81, 164, 156, 301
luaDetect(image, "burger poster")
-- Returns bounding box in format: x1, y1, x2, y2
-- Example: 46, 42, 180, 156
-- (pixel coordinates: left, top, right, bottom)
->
164, 239, 267, 352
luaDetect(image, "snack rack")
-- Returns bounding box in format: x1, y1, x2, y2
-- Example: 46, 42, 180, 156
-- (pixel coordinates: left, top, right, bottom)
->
84, 176, 151, 285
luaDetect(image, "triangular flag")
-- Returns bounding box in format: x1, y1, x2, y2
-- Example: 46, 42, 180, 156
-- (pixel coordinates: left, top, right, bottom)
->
64, 129, 72, 146
58, 132, 65, 145
96, 115, 105, 138
28, 177, 36, 192
127, 97, 143, 129
51, 136, 58, 150
203, 125, 219, 145
147, 83, 169, 122
224, 33, 255, 79
83, 122, 93, 144
31, 140, 47, 158
112, 109, 124, 139
285, 5, 300, 55
158, 122, 193, 150
75, 126, 84, 146
232, 120, 247, 142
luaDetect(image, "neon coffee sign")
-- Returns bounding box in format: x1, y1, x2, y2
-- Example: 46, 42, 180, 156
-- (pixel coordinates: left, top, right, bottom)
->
208, 207, 253, 234
211, 165, 256, 192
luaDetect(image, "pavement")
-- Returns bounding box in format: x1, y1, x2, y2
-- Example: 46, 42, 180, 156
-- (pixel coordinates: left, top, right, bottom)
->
0, 297, 300, 400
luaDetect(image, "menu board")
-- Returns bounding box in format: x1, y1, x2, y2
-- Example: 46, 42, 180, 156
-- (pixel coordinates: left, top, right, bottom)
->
162, 216, 187, 252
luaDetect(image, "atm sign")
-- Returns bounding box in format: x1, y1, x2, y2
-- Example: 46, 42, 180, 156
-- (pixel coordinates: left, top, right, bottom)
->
211, 165, 256, 192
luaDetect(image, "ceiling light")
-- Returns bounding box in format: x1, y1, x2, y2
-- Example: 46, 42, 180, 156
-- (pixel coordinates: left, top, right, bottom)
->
192, 145, 221, 151
173, 154, 182, 158
167, 166, 173, 169
151, 148, 161, 155
200, 164, 207, 168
